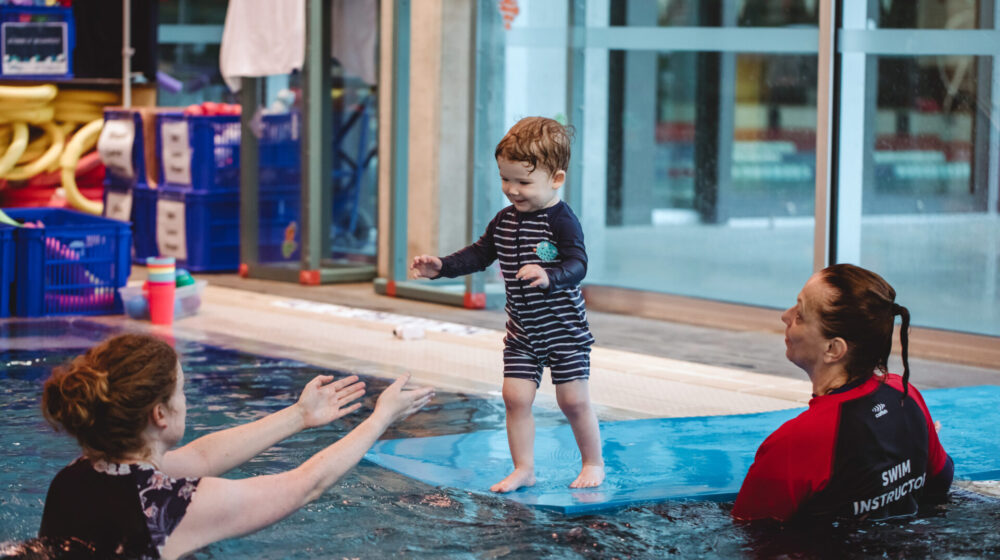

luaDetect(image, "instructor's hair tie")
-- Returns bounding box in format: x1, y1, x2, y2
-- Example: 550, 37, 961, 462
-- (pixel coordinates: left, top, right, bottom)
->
891, 303, 902, 315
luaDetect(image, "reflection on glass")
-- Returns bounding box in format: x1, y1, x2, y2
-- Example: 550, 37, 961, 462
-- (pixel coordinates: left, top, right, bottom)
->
599, 49, 816, 308
737, 0, 818, 26
731, 54, 817, 218
160, 0, 230, 26
878, 0, 989, 30
331, 87, 379, 258
871, 55, 983, 212
610, 0, 817, 27
856, 55, 998, 336
157, 44, 234, 106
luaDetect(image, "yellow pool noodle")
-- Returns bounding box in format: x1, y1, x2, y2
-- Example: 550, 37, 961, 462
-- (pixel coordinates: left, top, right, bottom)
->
59, 118, 104, 215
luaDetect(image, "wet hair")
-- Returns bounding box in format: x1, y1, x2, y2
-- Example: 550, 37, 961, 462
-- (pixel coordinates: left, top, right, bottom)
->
42, 333, 179, 461
816, 264, 912, 401
494, 116, 573, 177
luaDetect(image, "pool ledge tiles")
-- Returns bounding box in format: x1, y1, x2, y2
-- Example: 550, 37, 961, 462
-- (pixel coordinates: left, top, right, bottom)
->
114, 284, 812, 420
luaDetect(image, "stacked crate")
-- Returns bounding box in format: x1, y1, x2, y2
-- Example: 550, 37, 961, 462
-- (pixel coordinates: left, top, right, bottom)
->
2, 208, 131, 317
154, 113, 241, 272
101, 108, 157, 263
0, 223, 12, 317
257, 112, 301, 263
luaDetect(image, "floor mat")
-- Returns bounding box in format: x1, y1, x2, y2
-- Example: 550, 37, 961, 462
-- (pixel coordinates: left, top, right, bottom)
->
366, 385, 1000, 514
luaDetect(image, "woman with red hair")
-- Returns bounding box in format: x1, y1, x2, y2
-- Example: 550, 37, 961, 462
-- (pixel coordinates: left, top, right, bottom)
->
39, 333, 433, 558
733, 264, 953, 522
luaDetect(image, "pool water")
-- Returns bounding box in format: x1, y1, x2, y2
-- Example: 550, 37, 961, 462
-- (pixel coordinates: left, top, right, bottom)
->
1, 320, 999, 559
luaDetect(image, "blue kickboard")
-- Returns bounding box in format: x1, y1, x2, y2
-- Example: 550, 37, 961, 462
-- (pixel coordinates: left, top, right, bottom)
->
366, 385, 1000, 514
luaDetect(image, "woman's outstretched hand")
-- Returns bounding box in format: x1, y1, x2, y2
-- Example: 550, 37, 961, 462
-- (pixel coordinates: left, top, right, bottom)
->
373, 373, 435, 426
296, 375, 367, 429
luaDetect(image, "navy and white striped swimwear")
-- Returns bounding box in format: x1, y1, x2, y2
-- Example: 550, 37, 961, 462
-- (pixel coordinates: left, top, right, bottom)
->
438, 201, 594, 386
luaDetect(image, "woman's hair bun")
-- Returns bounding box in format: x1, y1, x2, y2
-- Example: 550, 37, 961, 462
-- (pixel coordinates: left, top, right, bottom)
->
41, 334, 179, 459
43, 360, 111, 434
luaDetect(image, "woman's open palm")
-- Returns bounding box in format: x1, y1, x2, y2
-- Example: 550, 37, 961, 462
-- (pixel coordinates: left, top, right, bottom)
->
297, 375, 367, 428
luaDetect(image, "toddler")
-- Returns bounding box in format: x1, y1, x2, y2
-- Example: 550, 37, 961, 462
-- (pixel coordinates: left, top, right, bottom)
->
411, 117, 604, 492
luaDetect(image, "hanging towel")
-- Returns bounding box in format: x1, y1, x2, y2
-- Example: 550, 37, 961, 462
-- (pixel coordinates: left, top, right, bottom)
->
331, 0, 377, 85
219, 0, 306, 92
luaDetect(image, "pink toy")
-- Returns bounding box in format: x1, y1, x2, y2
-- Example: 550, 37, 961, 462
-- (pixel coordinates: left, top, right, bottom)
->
44, 291, 115, 313
43, 236, 108, 287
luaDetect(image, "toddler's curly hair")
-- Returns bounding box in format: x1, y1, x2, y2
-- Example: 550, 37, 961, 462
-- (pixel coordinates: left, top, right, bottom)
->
495, 116, 574, 177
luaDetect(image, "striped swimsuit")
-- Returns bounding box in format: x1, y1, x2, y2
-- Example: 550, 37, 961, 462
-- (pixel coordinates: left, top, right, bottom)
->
438, 201, 594, 386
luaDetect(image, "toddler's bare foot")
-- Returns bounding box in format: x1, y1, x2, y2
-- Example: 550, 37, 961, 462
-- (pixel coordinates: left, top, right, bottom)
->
490, 468, 536, 493
569, 464, 605, 489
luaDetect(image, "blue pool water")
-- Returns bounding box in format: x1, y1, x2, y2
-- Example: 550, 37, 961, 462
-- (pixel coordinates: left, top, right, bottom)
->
1, 319, 999, 559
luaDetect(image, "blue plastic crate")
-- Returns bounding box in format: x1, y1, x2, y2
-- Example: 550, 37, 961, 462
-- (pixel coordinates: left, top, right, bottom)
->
101, 181, 159, 264
156, 186, 238, 272
157, 113, 241, 192
4, 208, 131, 317
0, 224, 12, 317
259, 184, 300, 262
260, 112, 300, 187
102, 181, 133, 222
0, 6, 74, 79
132, 183, 158, 263
101, 109, 146, 189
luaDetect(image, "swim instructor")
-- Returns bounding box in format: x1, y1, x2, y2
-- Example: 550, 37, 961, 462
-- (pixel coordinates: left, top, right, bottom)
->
38, 333, 433, 558
732, 264, 953, 522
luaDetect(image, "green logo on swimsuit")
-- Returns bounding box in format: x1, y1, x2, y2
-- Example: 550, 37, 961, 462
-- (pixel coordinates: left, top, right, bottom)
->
534, 240, 558, 262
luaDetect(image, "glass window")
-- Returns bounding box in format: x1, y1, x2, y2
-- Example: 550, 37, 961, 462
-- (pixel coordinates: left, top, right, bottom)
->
157, 44, 235, 106
877, 0, 992, 30
847, 54, 998, 336
159, 0, 230, 26
444, 0, 571, 300
157, 0, 231, 105
737, 0, 818, 26
608, 0, 819, 27
557, 0, 819, 308
596, 47, 816, 307
463, 0, 999, 337
870, 55, 983, 213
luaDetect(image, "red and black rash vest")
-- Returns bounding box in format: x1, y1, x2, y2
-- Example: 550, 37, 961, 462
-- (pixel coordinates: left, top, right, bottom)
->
732, 374, 953, 522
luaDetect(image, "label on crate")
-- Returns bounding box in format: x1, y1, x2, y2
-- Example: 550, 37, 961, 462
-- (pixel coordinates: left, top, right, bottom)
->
104, 190, 133, 223
160, 120, 192, 186
156, 198, 188, 261
98, 119, 136, 179
1, 22, 69, 75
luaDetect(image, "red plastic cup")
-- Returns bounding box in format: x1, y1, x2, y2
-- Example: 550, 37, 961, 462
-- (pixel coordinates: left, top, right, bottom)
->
147, 282, 176, 326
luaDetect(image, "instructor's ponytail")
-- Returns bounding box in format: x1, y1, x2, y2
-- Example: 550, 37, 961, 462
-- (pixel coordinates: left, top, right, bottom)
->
893, 303, 911, 403
817, 264, 911, 398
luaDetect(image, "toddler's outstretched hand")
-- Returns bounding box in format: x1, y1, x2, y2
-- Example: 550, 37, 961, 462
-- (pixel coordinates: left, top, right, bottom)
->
516, 264, 549, 289
411, 255, 443, 279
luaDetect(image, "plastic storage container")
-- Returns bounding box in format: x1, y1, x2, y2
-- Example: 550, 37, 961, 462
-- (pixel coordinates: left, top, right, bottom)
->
0, 223, 13, 318
259, 112, 300, 187
100, 109, 146, 189
102, 181, 159, 265
119, 279, 207, 321
102, 181, 133, 222
256, 112, 301, 263
5, 207, 131, 317
131, 183, 158, 263
0, 6, 74, 79
157, 113, 240, 192
259, 184, 300, 262
155, 186, 238, 272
